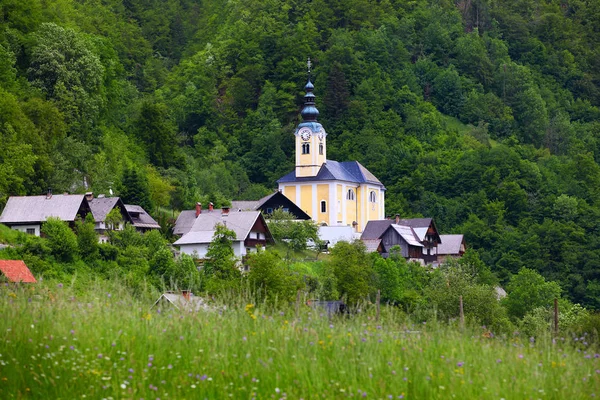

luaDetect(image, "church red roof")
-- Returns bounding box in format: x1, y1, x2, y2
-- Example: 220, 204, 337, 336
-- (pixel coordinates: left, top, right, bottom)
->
0, 260, 37, 283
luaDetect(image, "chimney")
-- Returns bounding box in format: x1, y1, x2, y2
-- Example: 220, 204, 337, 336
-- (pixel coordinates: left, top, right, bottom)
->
222, 206, 230, 216
46, 188, 52, 199
85, 192, 94, 202
395, 214, 400, 225
209, 202, 214, 212
195, 202, 202, 217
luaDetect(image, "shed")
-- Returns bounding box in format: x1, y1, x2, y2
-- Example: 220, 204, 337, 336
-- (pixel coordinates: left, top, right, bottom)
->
151, 292, 213, 312
0, 260, 37, 283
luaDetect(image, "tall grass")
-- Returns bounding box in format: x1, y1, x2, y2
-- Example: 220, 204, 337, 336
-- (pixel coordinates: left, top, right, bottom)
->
0, 279, 598, 399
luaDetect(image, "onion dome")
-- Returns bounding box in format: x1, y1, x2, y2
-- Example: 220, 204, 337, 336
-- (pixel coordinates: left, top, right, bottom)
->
301, 79, 319, 122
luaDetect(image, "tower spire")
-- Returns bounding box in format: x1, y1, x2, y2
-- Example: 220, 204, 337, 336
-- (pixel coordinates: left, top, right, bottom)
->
301, 56, 319, 122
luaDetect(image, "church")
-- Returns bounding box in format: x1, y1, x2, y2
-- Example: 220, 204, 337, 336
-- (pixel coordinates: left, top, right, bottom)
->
277, 63, 385, 233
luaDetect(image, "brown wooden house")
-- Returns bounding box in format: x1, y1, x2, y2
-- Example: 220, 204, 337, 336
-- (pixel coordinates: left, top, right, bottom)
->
361, 216, 442, 264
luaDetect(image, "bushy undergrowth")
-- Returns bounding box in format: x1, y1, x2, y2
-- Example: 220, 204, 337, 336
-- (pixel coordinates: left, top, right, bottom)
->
0, 280, 599, 399
2, 220, 600, 341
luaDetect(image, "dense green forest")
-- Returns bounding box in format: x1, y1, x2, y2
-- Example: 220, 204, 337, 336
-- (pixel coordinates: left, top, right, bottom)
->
1, 0, 600, 307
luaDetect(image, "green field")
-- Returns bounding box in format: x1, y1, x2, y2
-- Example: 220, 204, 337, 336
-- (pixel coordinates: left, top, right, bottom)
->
0, 280, 598, 399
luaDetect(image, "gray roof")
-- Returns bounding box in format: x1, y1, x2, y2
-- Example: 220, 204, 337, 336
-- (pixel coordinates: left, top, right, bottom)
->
361, 220, 393, 240
230, 200, 260, 211
152, 293, 214, 312
173, 210, 197, 236
174, 210, 265, 246
0, 194, 86, 224
125, 205, 161, 229
437, 234, 464, 255
89, 197, 120, 222
230, 192, 281, 212
361, 218, 439, 242
173, 230, 220, 245
278, 160, 384, 187
362, 239, 381, 253
390, 224, 423, 247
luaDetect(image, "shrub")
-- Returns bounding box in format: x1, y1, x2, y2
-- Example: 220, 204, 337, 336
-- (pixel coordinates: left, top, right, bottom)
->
246, 251, 303, 303
41, 217, 78, 262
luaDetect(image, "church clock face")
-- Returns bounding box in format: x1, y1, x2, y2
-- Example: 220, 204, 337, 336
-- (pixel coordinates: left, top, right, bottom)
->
299, 128, 312, 141
318, 129, 325, 141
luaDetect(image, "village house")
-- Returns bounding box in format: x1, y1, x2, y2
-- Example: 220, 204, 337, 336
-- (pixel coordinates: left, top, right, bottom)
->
361, 216, 444, 265
0, 191, 91, 236
0, 191, 160, 240
87, 193, 132, 242
173, 204, 274, 258
436, 234, 466, 264
231, 191, 311, 220
125, 204, 161, 233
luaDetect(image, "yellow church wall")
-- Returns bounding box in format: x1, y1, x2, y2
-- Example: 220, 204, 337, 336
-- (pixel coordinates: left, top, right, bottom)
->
300, 185, 313, 217
283, 186, 296, 204
345, 187, 357, 228
317, 184, 329, 224
355, 187, 363, 231
337, 184, 343, 221
368, 192, 380, 222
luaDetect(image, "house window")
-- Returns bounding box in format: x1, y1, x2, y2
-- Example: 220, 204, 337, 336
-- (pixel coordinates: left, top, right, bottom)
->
26, 228, 35, 235
319, 143, 323, 155
320, 200, 327, 213
302, 143, 310, 154
346, 189, 355, 200
282, 207, 289, 212
266, 207, 273, 214
369, 191, 377, 203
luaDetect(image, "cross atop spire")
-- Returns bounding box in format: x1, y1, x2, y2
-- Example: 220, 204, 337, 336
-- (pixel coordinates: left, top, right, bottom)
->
307, 57, 312, 74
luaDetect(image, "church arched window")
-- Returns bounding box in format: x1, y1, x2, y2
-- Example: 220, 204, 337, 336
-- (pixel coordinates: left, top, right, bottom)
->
346, 189, 355, 201
319, 143, 323, 155
369, 191, 377, 203
302, 143, 310, 154
320, 200, 327, 213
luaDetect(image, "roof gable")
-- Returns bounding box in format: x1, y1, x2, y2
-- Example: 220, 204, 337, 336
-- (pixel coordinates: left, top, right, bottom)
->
0, 195, 88, 224
125, 204, 161, 229
89, 197, 121, 222
173, 210, 197, 236
388, 224, 424, 247
0, 260, 36, 283
361, 220, 393, 240
189, 210, 261, 239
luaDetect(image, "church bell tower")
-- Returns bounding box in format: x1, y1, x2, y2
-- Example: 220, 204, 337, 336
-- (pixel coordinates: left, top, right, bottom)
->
295, 58, 327, 178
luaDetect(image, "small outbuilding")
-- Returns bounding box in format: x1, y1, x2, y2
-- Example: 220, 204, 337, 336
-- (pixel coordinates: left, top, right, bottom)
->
151, 292, 212, 312
0, 260, 37, 283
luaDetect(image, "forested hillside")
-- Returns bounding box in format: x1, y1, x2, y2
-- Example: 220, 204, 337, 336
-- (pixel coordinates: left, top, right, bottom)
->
1, 0, 600, 306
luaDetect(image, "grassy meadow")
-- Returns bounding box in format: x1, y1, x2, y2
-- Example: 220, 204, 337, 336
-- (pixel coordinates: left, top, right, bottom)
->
0, 279, 598, 399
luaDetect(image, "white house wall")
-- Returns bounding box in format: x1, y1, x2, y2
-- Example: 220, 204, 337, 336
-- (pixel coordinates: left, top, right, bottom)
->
11, 224, 41, 236
179, 241, 247, 258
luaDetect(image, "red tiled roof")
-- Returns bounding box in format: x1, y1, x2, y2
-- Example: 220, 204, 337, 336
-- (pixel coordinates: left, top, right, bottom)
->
0, 260, 37, 283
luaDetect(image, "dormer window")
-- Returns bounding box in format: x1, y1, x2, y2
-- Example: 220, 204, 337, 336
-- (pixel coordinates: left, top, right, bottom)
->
302, 143, 310, 154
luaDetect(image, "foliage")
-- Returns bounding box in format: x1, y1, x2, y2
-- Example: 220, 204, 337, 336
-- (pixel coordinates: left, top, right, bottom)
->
203, 223, 240, 281
40, 217, 79, 263
267, 208, 320, 258
246, 250, 302, 303
76, 213, 98, 260
504, 268, 562, 320
0, 0, 599, 310
328, 241, 374, 306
